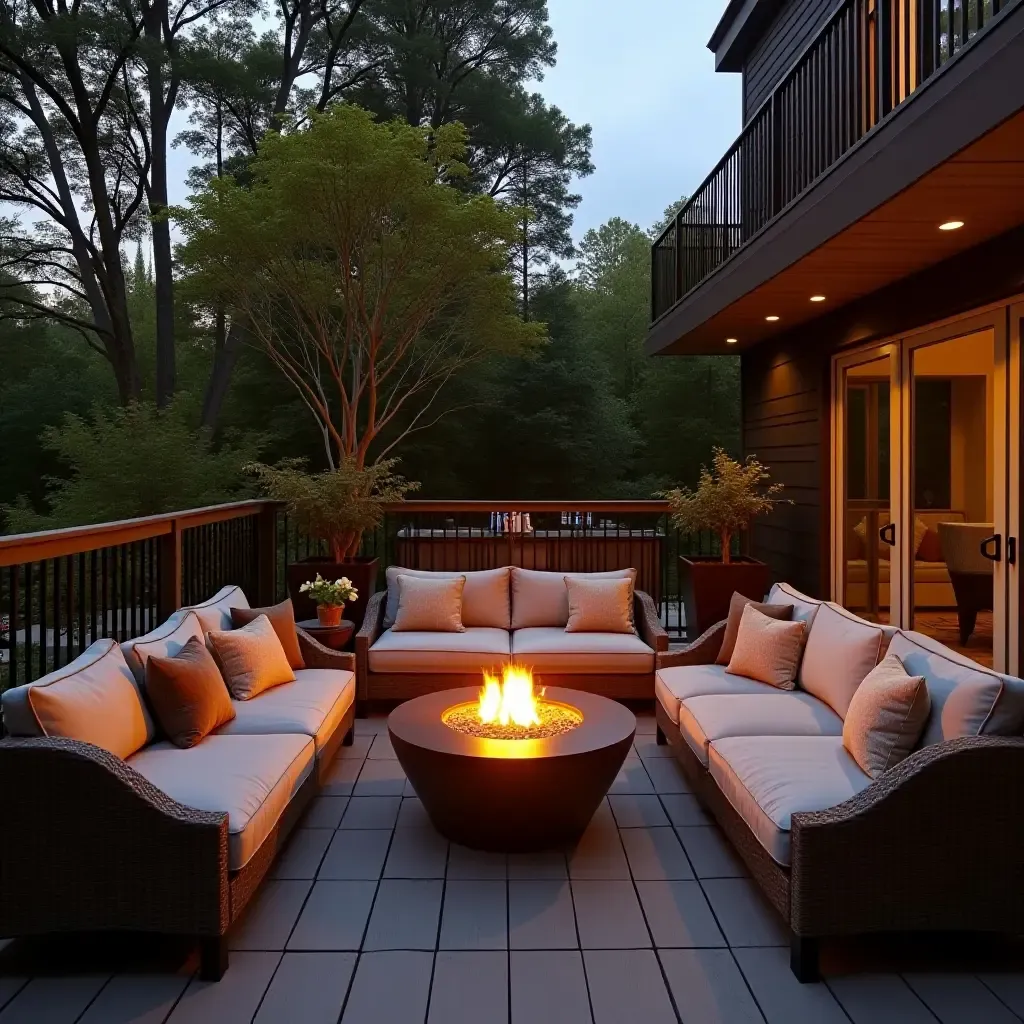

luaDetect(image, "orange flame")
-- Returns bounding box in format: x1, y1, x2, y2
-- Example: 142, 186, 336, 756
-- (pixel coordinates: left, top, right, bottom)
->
478, 665, 541, 728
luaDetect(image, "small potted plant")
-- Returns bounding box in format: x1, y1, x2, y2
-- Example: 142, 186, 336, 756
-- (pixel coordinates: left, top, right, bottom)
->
660, 448, 787, 637
299, 574, 359, 627
248, 456, 418, 627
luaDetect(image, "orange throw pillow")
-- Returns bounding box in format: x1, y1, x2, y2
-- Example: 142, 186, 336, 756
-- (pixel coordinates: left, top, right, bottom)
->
145, 636, 235, 748
207, 614, 296, 700
726, 605, 805, 690
231, 599, 305, 670
564, 576, 635, 633
716, 592, 793, 665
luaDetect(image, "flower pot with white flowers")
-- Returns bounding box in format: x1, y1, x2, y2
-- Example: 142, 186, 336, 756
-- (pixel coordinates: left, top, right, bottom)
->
301, 574, 359, 628
660, 448, 788, 639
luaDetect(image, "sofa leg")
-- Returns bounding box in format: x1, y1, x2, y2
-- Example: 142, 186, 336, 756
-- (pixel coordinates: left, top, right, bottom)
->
199, 935, 229, 981
355, 700, 368, 719
343, 723, 355, 746
656, 725, 667, 746
790, 933, 819, 983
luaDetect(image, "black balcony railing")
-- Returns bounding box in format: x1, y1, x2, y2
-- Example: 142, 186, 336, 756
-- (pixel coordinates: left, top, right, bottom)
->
651, 0, 1018, 321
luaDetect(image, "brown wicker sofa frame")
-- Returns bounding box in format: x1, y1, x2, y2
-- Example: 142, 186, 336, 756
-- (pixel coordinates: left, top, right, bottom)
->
355, 589, 669, 709
0, 630, 355, 982
655, 619, 1024, 982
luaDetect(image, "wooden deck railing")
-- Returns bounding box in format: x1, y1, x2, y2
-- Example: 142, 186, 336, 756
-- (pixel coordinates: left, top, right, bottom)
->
651, 0, 1020, 320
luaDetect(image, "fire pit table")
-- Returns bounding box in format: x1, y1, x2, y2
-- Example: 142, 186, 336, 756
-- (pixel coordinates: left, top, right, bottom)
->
388, 679, 635, 852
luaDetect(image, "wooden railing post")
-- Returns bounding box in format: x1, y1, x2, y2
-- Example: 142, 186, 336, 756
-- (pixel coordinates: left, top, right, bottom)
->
256, 503, 278, 606
157, 519, 183, 620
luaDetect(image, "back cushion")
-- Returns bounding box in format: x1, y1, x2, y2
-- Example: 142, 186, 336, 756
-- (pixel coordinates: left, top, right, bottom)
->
122, 611, 204, 683
511, 567, 636, 630
766, 582, 823, 628
384, 566, 510, 630
799, 603, 886, 718
181, 584, 249, 632
888, 630, 1024, 745
2, 638, 152, 759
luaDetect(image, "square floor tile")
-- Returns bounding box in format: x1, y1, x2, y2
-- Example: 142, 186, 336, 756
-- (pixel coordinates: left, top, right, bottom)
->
508, 880, 579, 950
287, 881, 376, 951
568, 821, 630, 880
608, 760, 655, 795
230, 879, 312, 951
254, 952, 356, 1024
675, 826, 747, 878
978, 974, 1024, 1018
428, 951, 508, 1024
384, 825, 449, 877
608, 794, 669, 828
620, 827, 694, 881
396, 797, 432, 829
635, 737, 675, 759
585, 948, 678, 1024
510, 950, 592, 1024
169, 952, 281, 1023
734, 947, 849, 1024
353, 758, 406, 797
904, 974, 1019, 1023
339, 796, 402, 830
301, 796, 349, 830
363, 879, 443, 951
79, 974, 191, 1024
447, 844, 507, 879
367, 734, 397, 759
507, 850, 568, 880
643, 758, 691, 794
571, 879, 650, 949
320, 758, 362, 796
658, 948, 765, 1023
272, 829, 333, 880
701, 878, 788, 947
342, 951, 432, 1024
439, 880, 508, 950
318, 829, 391, 880
660, 793, 710, 827
338, 736, 372, 760
825, 975, 941, 1024
636, 880, 725, 948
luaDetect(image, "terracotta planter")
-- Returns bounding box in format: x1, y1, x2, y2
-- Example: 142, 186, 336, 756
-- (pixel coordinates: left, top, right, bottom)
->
317, 604, 344, 628
679, 556, 772, 639
286, 556, 379, 630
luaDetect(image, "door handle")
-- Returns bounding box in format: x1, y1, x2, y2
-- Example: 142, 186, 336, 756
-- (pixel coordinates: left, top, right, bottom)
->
1008, 537, 1017, 566
980, 534, 1002, 562
878, 523, 896, 546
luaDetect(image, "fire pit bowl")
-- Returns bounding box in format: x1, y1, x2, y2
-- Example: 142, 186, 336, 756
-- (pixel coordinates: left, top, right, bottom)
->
388, 686, 636, 852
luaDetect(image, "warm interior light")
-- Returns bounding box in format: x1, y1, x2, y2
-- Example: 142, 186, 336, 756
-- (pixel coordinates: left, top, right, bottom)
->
810, 295, 826, 302
939, 220, 964, 231
726, 337, 738, 344
765, 315, 780, 322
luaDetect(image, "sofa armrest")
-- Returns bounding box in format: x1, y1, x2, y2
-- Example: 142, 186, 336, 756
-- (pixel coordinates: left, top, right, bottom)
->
789, 735, 1024, 936
297, 628, 355, 672
0, 736, 229, 939
355, 590, 387, 701
634, 591, 669, 652
655, 620, 726, 668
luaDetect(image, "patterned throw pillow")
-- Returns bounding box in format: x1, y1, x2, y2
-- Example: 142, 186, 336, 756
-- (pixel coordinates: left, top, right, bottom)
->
392, 574, 467, 633
564, 576, 635, 634
726, 605, 806, 690
207, 614, 296, 700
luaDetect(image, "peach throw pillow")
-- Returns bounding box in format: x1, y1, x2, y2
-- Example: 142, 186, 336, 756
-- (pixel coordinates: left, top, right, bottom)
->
392, 574, 467, 632
564, 576, 635, 633
207, 614, 296, 700
726, 604, 805, 689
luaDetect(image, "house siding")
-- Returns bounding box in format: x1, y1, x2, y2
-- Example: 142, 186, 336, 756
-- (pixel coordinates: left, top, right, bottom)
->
742, 0, 842, 121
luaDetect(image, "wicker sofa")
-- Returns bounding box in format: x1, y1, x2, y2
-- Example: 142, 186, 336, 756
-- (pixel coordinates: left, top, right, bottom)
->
655, 582, 1024, 981
0, 585, 355, 981
356, 566, 668, 707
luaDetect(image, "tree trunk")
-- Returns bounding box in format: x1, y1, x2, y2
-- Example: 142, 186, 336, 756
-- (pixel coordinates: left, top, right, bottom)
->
201, 319, 245, 429
720, 530, 732, 565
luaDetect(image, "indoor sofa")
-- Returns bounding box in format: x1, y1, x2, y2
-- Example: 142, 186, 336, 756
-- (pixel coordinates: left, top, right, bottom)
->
0, 585, 355, 981
356, 566, 668, 706
655, 582, 1024, 981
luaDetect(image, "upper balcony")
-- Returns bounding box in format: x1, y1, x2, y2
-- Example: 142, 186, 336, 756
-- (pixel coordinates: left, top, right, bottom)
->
649, 0, 1024, 352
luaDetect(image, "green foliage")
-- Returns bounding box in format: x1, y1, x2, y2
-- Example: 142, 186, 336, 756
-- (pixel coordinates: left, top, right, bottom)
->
2, 400, 261, 533
659, 448, 787, 564
298, 573, 359, 606
246, 457, 418, 560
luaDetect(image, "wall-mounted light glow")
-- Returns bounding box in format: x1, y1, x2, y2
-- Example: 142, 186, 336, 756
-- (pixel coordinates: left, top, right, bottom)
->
810, 295, 826, 303
939, 220, 964, 231
765, 315, 780, 322
726, 338, 738, 345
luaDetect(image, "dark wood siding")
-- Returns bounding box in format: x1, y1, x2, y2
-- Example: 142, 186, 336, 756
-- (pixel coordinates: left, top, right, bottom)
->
742, 0, 841, 122
741, 339, 830, 598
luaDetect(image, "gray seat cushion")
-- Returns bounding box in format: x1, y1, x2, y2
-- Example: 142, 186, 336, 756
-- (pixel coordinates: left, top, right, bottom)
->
678, 692, 844, 767
511, 627, 654, 675
368, 627, 511, 674
128, 733, 314, 870
708, 735, 871, 866
655, 664, 779, 725
215, 668, 355, 758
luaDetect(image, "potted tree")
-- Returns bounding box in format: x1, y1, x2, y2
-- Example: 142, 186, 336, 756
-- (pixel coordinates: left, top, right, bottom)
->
660, 448, 787, 638
248, 457, 417, 628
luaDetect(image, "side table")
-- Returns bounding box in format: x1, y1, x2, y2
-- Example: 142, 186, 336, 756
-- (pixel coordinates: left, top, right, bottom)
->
297, 618, 355, 651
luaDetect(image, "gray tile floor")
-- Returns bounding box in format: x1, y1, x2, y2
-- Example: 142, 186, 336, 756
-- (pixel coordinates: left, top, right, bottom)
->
1, 712, 1022, 1023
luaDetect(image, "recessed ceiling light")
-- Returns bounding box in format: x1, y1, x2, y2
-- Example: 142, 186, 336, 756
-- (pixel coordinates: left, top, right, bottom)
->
726, 338, 738, 345
810, 295, 826, 302
939, 220, 964, 231
765, 315, 780, 322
